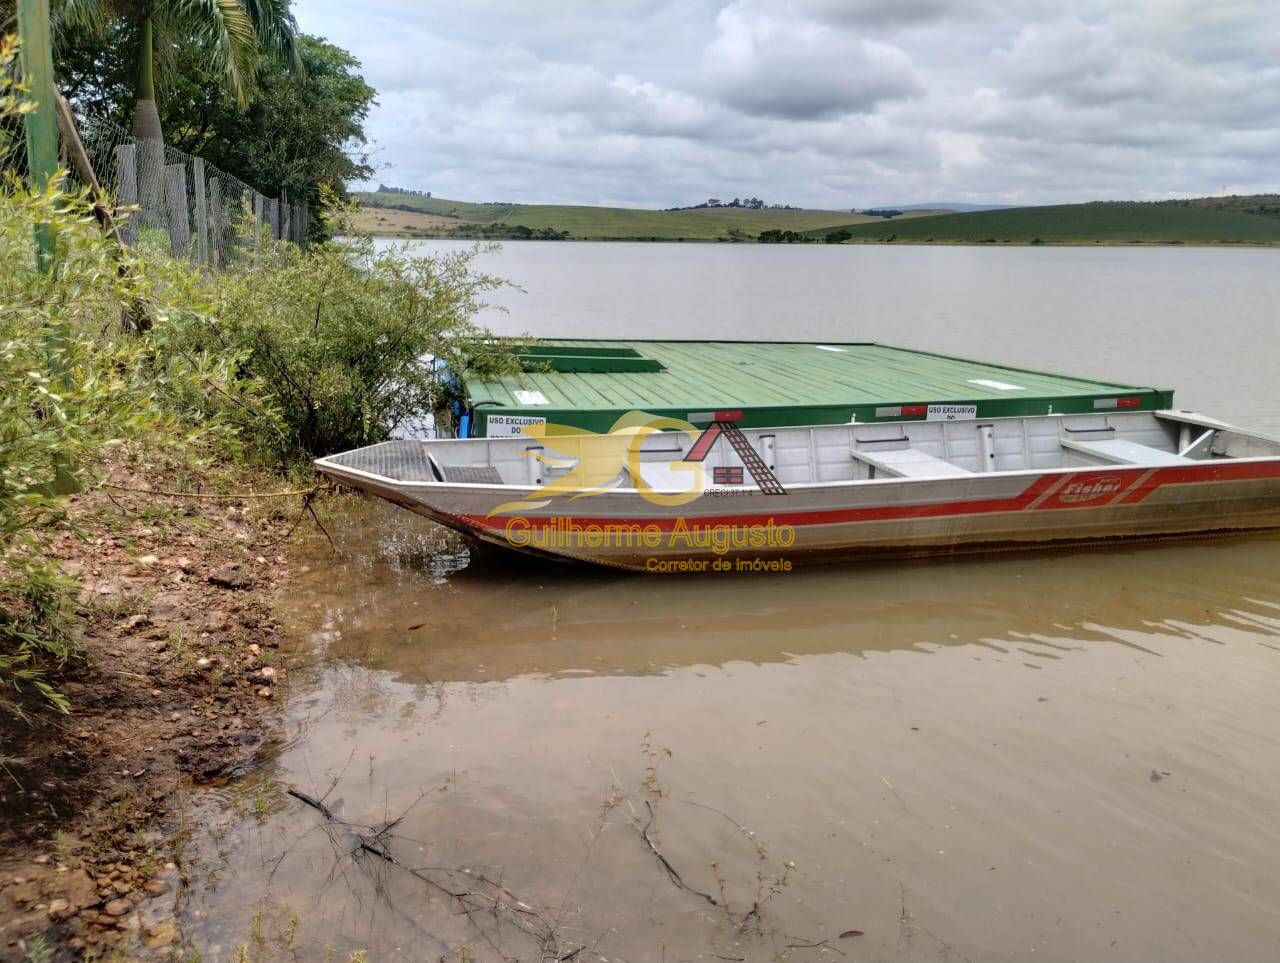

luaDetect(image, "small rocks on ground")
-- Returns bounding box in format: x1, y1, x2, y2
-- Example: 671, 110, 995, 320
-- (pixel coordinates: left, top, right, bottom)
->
146, 920, 177, 947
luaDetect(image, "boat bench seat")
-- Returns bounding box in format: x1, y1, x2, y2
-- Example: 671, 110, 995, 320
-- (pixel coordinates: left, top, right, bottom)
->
437, 464, 505, 484
851, 447, 972, 479
1060, 437, 1194, 467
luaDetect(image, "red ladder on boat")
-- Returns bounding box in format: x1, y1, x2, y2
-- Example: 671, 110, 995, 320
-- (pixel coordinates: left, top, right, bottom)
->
683, 421, 786, 495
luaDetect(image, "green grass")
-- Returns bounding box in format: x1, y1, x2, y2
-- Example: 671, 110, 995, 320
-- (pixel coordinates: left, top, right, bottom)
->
804, 201, 1280, 245
359, 194, 514, 223
355, 192, 905, 241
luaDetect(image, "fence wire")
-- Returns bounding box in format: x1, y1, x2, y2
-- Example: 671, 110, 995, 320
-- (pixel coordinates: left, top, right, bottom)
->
3, 107, 307, 269
74, 117, 309, 267
0, 46, 25, 178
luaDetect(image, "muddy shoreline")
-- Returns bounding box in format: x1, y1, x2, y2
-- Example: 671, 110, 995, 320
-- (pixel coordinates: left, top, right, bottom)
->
0, 452, 314, 961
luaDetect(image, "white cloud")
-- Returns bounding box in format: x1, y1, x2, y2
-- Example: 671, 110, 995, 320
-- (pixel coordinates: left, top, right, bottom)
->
701, 2, 921, 119
293, 0, 1280, 207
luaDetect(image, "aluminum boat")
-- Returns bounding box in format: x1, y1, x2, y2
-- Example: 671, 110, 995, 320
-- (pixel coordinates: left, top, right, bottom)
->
315, 409, 1280, 572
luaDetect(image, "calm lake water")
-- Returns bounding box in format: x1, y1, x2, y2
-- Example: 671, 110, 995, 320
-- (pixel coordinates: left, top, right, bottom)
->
183, 243, 1280, 962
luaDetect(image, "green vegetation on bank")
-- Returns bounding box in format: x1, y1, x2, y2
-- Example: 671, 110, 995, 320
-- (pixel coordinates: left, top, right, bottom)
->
0, 38, 515, 712
803, 200, 1280, 245
355, 190, 888, 241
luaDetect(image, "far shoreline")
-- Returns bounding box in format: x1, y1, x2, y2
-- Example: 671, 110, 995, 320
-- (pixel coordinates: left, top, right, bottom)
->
365, 232, 1280, 248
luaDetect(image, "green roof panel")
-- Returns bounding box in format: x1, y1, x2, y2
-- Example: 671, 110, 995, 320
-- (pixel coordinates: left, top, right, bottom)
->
462, 340, 1174, 436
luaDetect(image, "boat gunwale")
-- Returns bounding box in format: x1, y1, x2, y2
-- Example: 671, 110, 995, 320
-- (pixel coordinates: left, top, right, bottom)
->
314, 410, 1280, 498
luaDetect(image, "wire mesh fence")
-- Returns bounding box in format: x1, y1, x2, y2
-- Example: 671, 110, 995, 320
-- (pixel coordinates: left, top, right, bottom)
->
2, 103, 308, 269
73, 117, 309, 267
0, 44, 26, 179
0, 111, 22, 177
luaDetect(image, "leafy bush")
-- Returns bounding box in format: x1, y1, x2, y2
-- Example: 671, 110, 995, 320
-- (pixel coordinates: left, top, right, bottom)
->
168, 205, 522, 462
0, 180, 236, 708
1, 36, 257, 709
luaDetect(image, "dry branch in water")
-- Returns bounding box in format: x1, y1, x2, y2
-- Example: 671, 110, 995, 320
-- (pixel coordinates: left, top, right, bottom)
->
286, 787, 588, 961
280, 744, 828, 960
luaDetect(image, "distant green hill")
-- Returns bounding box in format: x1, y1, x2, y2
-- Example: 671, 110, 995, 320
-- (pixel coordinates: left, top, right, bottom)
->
804, 201, 1280, 245
354, 191, 919, 241
357, 191, 1280, 245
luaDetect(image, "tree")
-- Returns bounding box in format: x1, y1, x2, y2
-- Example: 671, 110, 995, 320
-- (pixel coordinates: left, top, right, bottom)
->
54, 0, 298, 224
58, 0, 299, 140
151, 34, 374, 216
29, 6, 372, 227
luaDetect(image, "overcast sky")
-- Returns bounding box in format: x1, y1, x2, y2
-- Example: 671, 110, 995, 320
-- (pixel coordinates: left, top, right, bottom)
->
294, 0, 1280, 209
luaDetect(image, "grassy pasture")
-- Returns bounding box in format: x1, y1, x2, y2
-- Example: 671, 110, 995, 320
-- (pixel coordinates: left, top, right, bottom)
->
808, 202, 1280, 245
355, 191, 937, 240
352, 207, 464, 235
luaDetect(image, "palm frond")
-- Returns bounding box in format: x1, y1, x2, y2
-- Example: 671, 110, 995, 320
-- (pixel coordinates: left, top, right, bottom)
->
168, 0, 257, 103
55, 0, 130, 34
240, 0, 300, 71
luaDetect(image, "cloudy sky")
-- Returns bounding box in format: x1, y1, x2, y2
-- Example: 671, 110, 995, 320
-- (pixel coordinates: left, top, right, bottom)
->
295, 0, 1280, 209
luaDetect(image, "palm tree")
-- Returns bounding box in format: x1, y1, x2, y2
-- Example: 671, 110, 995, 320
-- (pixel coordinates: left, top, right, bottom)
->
61, 0, 298, 139
59, 0, 298, 224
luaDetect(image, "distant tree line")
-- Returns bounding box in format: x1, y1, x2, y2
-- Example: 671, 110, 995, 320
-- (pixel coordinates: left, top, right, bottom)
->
758, 228, 852, 244
1154, 194, 1280, 219
666, 197, 800, 211
859, 209, 903, 218
378, 185, 433, 198
448, 223, 570, 241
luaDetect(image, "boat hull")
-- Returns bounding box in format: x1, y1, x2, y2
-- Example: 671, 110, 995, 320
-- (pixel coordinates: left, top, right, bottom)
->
326, 460, 1280, 572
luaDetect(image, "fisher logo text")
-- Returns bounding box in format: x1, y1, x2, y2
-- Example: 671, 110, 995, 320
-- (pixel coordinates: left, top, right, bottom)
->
1058, 475, 1124, 504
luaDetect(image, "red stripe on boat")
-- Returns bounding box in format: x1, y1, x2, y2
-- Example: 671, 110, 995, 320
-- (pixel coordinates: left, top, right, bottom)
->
461, 461, 1280, 533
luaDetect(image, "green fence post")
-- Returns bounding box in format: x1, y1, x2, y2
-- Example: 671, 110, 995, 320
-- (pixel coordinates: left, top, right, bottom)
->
17, 0, 59, 269
18, 0, 79, 494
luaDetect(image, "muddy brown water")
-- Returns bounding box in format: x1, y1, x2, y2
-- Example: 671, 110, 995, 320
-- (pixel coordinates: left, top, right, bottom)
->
182, 245, 1280, 961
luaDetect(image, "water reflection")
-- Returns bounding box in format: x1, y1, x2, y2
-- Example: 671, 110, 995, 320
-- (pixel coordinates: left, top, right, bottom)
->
295, 496, 1280, 684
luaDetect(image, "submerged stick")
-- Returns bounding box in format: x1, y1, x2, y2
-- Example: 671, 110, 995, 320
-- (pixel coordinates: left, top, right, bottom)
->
637, 799, 721, 908
286, 782, 578, 959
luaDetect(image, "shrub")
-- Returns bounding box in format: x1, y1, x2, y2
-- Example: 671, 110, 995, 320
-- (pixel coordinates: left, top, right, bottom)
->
0, 180, 247, 709
168, 204, 523, 462
1, 35, 258, 710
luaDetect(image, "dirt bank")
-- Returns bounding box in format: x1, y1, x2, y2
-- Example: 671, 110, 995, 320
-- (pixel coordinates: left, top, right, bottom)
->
0, 450, 312, 961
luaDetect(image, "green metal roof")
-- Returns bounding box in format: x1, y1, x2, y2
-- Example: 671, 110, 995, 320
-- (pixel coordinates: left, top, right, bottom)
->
462, 340, 1174, 436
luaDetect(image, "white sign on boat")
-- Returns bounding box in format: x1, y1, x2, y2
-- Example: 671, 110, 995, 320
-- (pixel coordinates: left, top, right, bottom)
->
927, 404, 978, 421
486, 415, 547, 436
